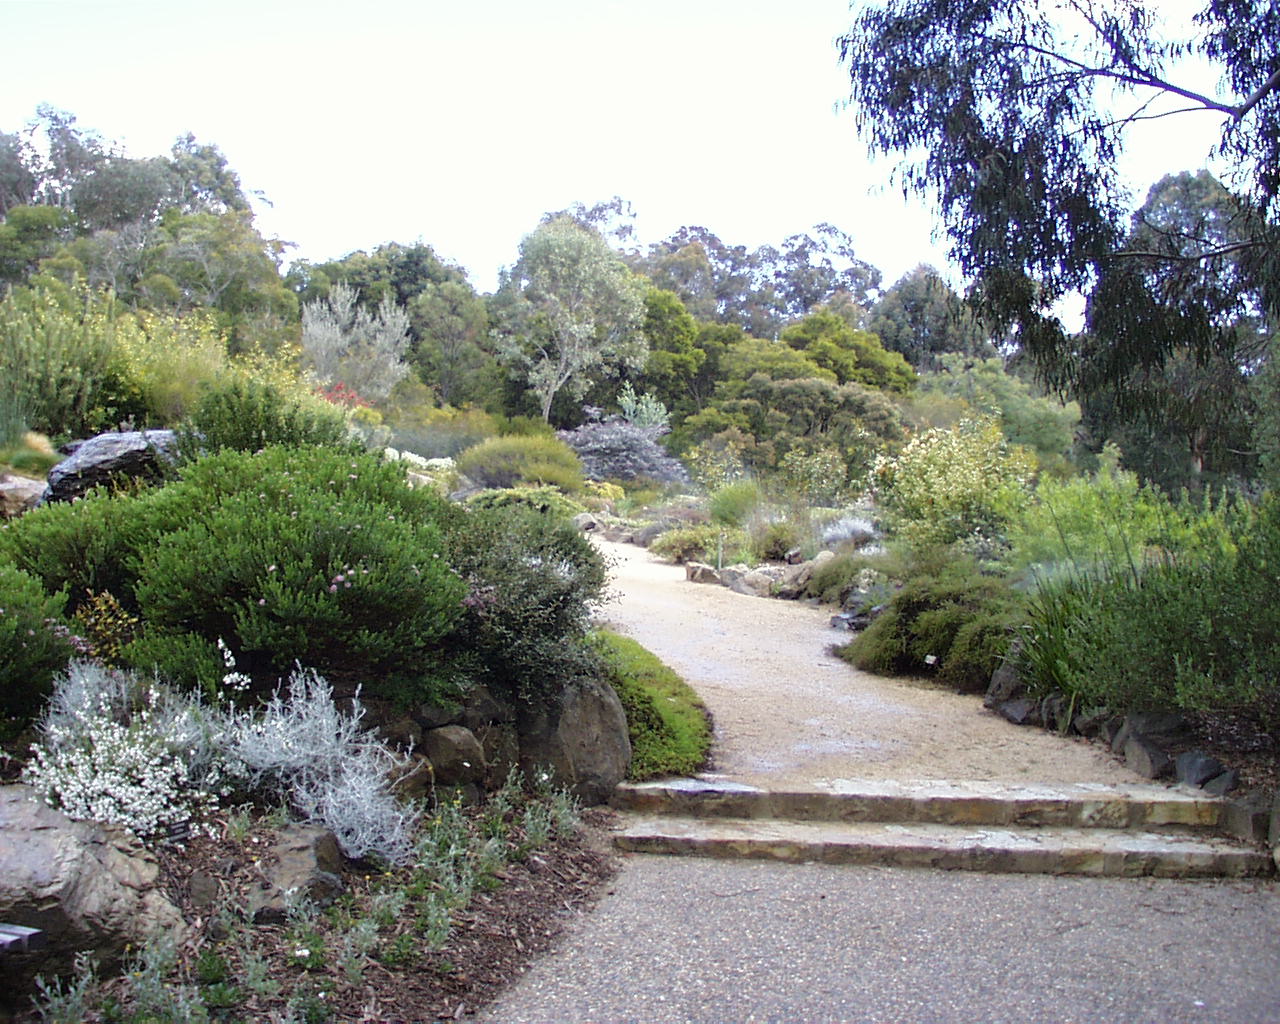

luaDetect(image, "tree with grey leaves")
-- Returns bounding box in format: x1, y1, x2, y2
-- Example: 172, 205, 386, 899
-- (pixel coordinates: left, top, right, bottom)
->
301, 282, 410, 402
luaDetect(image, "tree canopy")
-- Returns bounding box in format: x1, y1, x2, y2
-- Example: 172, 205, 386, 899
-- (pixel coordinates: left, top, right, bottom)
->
839, 0, 1280, 398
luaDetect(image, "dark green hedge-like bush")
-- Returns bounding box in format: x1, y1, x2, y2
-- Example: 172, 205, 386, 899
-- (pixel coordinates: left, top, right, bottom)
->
454, 435, 584, 493
2, 447, 466, 704
444, 504, 606, 706
839, 556, 1024, 693
0, 562, 76, 735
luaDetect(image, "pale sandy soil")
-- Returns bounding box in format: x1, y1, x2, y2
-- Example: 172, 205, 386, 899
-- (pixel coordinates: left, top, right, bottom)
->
592, 539, 1147, 790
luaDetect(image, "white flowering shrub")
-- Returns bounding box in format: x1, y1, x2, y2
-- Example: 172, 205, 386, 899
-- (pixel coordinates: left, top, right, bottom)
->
22, 661, 238, 840
221, 666, 420, 865
23, 656, 419, 864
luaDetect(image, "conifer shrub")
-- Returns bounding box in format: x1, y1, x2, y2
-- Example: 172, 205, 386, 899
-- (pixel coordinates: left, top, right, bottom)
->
557, 419, 689, 484
454, 435, 584, 493
177, 377, 352, 458
592, 629, 712, 780
0, 562, 77, 735
839, 555, 1025, 693
444, 504, 606, 706
127, 454, 465, 701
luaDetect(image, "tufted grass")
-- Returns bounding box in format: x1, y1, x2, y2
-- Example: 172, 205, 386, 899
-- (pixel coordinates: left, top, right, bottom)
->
591, 628, 712, 780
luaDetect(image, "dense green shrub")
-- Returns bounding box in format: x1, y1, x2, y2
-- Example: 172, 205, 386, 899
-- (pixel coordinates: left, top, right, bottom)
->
177, 377, 352, 458
592, 629, 712, 780
130, 483, 464, 699
839, 555, 1025, 693
0, 562, 76, 735
0, 492, 150, 615
869, 417, 1035, 550
649, 523, 747, 566
3, 448, 467, 704
750, 517, 806, 562
454, 435, 584, 492
708, 479, 762, 528
444, 504, 606, 706
0, 285, 126, 438
465, 485, 587, 521
1018, 493, 1280, 727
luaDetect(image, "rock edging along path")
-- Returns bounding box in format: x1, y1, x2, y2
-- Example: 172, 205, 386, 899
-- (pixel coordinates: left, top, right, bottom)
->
592, 538, 1145, 790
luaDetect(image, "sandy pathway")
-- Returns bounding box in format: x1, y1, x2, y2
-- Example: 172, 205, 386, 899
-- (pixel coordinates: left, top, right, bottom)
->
593, 539, 1145, 790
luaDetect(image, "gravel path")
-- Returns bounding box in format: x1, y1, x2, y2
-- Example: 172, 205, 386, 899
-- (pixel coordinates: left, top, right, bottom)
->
592, 539, 1143, 789
478, 539, 1280, 1024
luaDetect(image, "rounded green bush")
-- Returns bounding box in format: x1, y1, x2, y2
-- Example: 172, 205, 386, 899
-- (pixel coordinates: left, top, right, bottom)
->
178, 377, 353, 458
454, 435, 584, 493
128, 450, 466, 701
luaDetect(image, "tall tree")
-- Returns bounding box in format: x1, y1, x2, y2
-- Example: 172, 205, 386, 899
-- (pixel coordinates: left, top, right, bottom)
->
868, 265, 994, 371
839, 1, 1280, 400
410, 279, 494, 406
494, 216, 648, 422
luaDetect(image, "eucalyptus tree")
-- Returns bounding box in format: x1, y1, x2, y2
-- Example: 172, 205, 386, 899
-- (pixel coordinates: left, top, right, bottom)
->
493, 216, 648, 422
839, 0, 1279, 408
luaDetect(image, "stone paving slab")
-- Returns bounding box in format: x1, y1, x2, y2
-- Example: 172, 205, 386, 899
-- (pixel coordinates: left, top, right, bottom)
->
613, 777, 1226, 829
615, 814, 1275, 878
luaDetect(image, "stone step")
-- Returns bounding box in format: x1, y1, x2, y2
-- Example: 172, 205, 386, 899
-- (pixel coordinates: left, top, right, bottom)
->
614, 815, 1275, 878
611, 778, 1225, 831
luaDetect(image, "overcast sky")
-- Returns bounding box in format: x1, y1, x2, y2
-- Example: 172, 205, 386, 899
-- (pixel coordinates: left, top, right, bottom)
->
1, 0, 1228, 295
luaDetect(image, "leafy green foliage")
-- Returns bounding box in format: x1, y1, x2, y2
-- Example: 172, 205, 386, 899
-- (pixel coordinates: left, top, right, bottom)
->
2, 448, 466, 703
870, 417, 1035, 550
1017, 493, 1280, 727
839, 2, 1279, 424
592, 629, 711, 780
444, 504, 606, 706
780, 309, 916, 392
839, 556, 1024, 693
465, 485, 587, 521
0, 562, 75, 735
0, 284, 134, 438
649, 524, 747, 566
454, 434, 584, 492
493, 215, 648, 422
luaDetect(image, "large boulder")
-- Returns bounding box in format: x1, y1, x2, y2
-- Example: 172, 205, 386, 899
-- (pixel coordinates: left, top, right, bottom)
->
0, 785, 187, 1007
0, 473, 45, 518
42, 430, 178, 504
423, 724, 486, 786
517, 677, 631, 804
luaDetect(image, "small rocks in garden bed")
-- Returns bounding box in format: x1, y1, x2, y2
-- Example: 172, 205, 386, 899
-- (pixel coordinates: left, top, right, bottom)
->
983, 651, 1025, 709
1124, 733, 1174, 780
685, 562, 722, 585
996, 698, 1042, 727
1175, 751, 1229, 788
1202, 770, 1239, 796
1071, 708, 1112, 739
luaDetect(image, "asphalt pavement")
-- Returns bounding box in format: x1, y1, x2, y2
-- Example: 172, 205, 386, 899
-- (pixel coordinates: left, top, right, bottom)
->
477, 852, 1280, 1024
